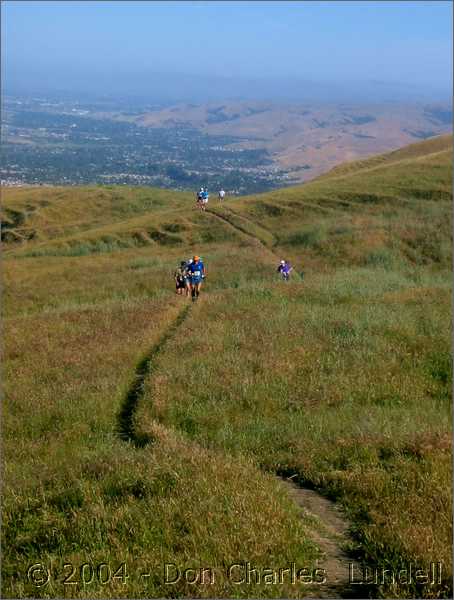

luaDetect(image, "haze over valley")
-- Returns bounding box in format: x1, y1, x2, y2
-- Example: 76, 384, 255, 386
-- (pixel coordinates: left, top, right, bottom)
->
2, 93, 452, 193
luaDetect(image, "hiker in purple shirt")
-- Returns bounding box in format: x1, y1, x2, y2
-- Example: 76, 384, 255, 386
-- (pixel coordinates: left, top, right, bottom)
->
277, 259, 293, 281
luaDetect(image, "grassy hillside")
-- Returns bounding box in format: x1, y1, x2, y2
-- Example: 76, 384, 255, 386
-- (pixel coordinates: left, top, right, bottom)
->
207, 134, 452, 272
2, 135, 452, 599
316, 134, 453, 180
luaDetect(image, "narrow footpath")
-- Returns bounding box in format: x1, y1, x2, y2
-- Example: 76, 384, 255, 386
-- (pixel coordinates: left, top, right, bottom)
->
116, 220, 361, 597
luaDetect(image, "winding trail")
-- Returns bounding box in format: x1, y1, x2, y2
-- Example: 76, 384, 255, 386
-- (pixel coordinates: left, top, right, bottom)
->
117, 305, 190, 447
282, 479, 362, 598
116, 216, 360, 597
206, 206, 304, 281
205, 206, 278, 263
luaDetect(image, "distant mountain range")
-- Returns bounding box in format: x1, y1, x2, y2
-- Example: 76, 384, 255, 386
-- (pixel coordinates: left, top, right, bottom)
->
5, 66, 452, 105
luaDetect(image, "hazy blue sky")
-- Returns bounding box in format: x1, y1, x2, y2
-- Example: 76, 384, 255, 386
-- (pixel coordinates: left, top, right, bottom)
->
2, 1, 452, 100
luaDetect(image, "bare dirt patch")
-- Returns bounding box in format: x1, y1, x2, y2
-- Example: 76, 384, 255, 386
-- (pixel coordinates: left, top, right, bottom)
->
281, 478, 362, 598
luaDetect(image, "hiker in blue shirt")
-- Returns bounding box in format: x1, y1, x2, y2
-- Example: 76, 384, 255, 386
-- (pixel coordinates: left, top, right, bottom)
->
187, 255, 206, 300
201, 189, 209, 211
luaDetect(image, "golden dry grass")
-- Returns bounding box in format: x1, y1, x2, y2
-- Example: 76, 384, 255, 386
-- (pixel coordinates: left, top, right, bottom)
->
2, 135, 452, 598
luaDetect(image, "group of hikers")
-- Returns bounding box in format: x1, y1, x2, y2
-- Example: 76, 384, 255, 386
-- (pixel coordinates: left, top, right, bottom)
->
174, 187, 294, 298
174, 256, 294, 299
196, 187, 225, 210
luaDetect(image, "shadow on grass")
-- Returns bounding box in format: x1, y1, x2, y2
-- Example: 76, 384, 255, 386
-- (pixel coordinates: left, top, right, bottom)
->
116, 305, 191, 448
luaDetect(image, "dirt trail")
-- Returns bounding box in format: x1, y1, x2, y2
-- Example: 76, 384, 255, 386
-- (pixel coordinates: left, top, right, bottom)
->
205, 207, 278, 263
281, 478, 362, 598
206, 206, 306, 283
117, 253, 359, 598
117, 305, 190, 447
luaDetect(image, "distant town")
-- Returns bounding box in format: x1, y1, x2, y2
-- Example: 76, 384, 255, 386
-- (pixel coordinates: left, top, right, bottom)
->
1, 94, 295, 195
3, 93, 452, 194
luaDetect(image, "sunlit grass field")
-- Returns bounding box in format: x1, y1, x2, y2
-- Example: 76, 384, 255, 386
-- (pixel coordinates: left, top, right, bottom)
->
2, 135, 452, 598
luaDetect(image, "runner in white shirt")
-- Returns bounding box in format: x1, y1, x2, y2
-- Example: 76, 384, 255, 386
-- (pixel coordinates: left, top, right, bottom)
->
218, 189, 225, 203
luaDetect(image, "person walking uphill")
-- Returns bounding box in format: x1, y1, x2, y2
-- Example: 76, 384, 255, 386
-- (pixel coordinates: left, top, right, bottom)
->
187, 255, 206, 301
201, 189, 209, 211
277, 259, 293, 281
174, 261, 188, 295
184, 258, 193, 297
196, 188, 204, 210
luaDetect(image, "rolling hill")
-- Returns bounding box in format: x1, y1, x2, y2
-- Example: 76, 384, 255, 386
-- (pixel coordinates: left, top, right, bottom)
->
110, 101, 453, 182
2, 135, 452, 599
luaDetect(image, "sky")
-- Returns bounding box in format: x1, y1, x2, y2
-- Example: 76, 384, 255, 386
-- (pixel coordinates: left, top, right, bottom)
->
2, 1, 453, 102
